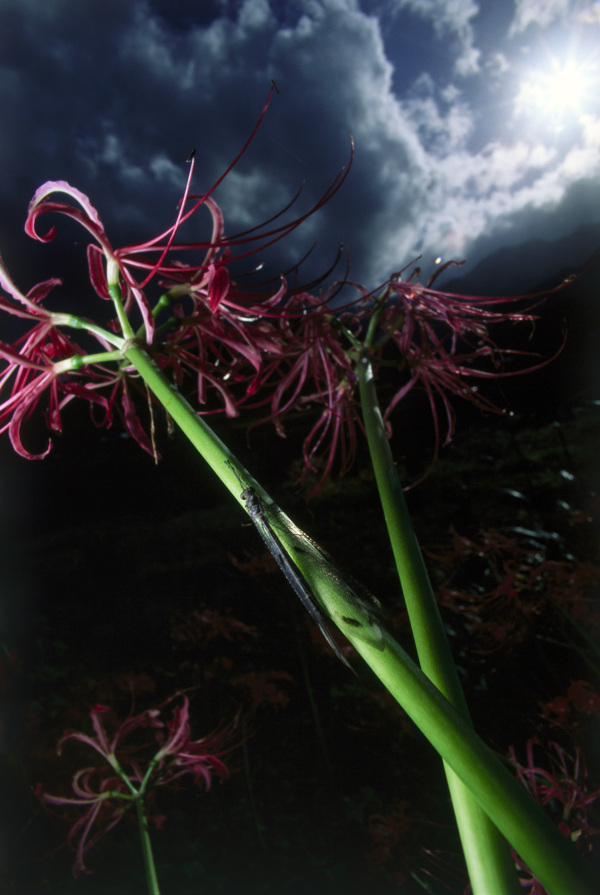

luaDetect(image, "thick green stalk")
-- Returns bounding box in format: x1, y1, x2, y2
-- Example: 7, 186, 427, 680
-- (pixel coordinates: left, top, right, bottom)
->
357, 357, 521, 895
122, 343, 595, 895
344, 631, 596, 895
122, 342, 268, 507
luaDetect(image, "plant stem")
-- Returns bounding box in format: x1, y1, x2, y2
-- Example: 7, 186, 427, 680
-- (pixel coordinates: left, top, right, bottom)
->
357, 356, 525, 895
136, 797, 161, 895
345, 629, 597, 895
121, 341, 266, 506
122, 342, 595, 895
57, 312, 125, 348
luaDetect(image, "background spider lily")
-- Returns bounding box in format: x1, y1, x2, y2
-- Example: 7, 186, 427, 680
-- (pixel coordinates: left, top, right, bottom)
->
37, 696, 231, 878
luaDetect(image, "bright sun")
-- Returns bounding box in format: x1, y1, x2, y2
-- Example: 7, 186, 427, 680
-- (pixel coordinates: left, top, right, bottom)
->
515, 54, 597, 123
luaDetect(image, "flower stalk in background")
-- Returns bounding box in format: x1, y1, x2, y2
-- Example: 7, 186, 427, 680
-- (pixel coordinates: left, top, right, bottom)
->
37, 695, 231, 892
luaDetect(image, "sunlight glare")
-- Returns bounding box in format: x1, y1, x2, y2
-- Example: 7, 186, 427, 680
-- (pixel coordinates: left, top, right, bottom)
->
515, 55, 597, 124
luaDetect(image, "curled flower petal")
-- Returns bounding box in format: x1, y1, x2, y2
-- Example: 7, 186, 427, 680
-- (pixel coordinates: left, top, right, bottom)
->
37, 692, 234, 878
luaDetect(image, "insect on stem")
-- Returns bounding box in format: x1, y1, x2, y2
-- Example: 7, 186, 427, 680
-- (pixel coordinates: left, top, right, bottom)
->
226, 461, 352, 669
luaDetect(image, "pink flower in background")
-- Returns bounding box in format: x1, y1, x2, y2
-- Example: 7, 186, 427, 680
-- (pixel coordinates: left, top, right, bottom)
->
37, 696, 231, 877
539, 681, 600, 736
151, 696, 230, 789
374, 273, 561, 476
508, 737, 600, 893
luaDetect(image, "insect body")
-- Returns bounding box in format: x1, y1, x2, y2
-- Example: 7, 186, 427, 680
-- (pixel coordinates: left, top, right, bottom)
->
227, 463, 353, 669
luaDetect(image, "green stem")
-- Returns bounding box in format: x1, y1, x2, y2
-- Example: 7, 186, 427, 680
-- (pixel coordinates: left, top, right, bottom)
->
345, 631, 596, 895
120, 342, 595, 895
108, 283, 136, 338
357, 357, 522, 895
54, 312, 126, 348
121, 341, 271, 507
54, 349, 124, 372
135, 797, 161, 895
110, 749, 160, 895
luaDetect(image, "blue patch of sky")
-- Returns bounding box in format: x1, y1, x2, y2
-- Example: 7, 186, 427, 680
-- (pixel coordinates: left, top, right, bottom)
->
148, 0, 227, 30
374, 10, 459, 97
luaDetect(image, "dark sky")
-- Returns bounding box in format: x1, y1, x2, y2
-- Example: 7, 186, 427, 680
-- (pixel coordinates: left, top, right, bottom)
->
1, 0, 599, 291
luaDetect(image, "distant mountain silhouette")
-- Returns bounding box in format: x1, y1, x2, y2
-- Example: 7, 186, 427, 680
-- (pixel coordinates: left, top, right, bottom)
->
440, 222, 600, 298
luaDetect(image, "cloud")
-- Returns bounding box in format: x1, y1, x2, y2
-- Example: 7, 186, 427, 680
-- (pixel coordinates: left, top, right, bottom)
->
577, 2, 600, 24
385, 0, 481, 74
0, 0, 599, 296
508, 0, 572, 36
399, 74, 473, 155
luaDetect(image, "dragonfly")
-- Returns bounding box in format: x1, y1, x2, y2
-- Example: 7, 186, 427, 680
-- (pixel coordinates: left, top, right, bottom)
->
226, 462, 354, 669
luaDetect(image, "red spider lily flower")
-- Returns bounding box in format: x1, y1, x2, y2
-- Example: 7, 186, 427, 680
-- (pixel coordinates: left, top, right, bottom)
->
0, 319, 114, 458
1, 89, 352, 459
240, 290, 363, 493
539, 681, 600, 736
38, 768, 138, 878
241, 264, 565, 493
508, 738, 600, 892
298, 374, 361, 491
427, 527, 600, 656
151, 696, 230, 788
1, 78, 585, 496
0, 252, 62, 321
25, 181, 156, 345
1, 80, 570, 485
24, 83, 351, 333
22, 87, 281, 334
271, 306, 361, 487
157, 290, 288, 418
374, 274, 563, 480
37, 696, 231, 877
0, 301, 159, 459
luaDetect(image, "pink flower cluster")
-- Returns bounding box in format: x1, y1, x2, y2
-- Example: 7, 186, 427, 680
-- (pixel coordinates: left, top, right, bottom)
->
37, 695, 230, 877
508, 737, 600, 893
1, 89, 567, 488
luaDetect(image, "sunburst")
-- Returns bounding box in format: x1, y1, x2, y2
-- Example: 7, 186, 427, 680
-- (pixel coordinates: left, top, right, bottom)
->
515, 53, 598, 125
